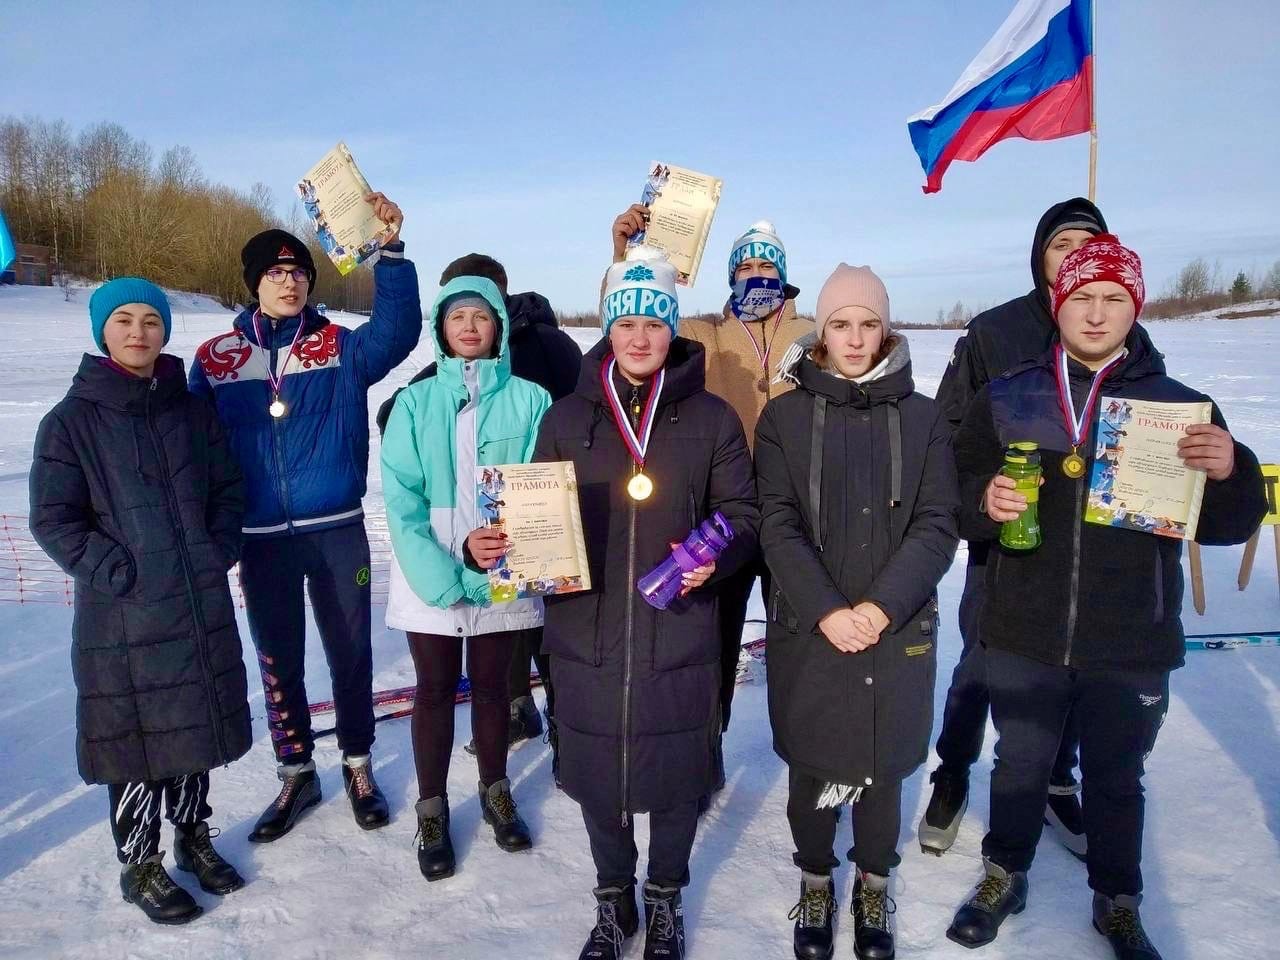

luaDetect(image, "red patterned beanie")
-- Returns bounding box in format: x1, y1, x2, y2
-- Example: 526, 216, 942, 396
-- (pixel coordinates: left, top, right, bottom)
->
1052, 233, 1145, 320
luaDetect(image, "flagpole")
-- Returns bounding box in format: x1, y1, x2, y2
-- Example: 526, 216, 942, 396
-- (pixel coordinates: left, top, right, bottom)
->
1088, 0, 1098, 202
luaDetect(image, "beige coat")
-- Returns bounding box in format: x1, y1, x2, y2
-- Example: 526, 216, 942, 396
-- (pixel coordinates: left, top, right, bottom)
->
679, 297, 813, 448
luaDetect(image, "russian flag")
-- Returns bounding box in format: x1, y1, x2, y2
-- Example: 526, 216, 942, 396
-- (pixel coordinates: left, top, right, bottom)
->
908, 0, 1093, 194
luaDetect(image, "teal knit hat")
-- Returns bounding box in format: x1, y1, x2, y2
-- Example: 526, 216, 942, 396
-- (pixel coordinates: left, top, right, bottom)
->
89, 278, 172, 351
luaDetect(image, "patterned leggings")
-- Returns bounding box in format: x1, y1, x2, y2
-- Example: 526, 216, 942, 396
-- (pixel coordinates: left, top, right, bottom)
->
107, 772, 212, 865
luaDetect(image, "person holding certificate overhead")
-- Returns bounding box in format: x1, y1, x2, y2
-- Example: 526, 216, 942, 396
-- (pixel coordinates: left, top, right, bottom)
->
381, 276, 551, 882
535, 249, 759, 960
945, 235, 1266, 959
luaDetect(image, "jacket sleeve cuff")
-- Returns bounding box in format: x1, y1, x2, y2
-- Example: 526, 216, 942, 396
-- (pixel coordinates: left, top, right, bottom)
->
380, 241, 405, 261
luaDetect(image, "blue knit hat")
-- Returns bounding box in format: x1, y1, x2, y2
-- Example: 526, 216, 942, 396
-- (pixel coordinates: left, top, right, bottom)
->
89, 278, 172, 352
727, 220, 787, 286
600, 248, 680, 336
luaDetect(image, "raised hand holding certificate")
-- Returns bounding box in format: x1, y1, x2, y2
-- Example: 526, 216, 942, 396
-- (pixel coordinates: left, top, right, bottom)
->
478, 462, 592, 602
1084, 397, 1213, 540
296, 142, 397, 275
628, 161, 722, 286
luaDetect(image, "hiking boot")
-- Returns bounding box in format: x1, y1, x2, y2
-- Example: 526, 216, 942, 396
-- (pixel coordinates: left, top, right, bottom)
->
852, 871, 895, 960
466, 695, 545, 755
173, 822, 244, 895
120, 854, 201, 925
248, 761, 321, 843
414, 796, 455, 881
946, 858, 1028, 948
642, 882, 686, 960
579, 883, 639, 960
479, 778, 532, 852
342, 754, 389, 830
1093, 893, 1163, 960
918, 767, 968, 856
1045, 779, 1087, 861
788, 872, 836, 960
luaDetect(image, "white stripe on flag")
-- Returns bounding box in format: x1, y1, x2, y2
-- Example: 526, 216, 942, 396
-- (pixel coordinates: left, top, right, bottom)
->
907, 0, 1073, 123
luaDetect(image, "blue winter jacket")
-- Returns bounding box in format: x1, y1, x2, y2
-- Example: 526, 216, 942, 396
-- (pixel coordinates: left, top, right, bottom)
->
190, 245, 421, 537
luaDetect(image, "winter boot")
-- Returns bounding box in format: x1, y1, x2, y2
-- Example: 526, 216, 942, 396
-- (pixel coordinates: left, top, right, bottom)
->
918, 767, 969, 856
342, 754, 389, 830
414, 796, 455, 881
851, 871, 895, 960
1044, 779, 1087, 861
173, 822, 244, 895
642, 882, 686, 960
946, 858, 1028, 948
578, 883, 640, 960
465, 695, 545, 755
248, 761, 321, 843
788, 872, 836, 960
120, 854, 202, 925
479, 778, 532, 852
1092, 893, 1163, 960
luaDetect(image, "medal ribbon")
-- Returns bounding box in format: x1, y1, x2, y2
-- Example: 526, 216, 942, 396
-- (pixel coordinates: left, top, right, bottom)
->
736, 308, 784, 383
250, 309, 307, 399
1053, 344, 1127, 450
600, 356, 665, 470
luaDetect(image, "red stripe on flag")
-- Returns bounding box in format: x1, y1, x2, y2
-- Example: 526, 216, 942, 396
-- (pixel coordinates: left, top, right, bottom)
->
924, 57, 1093, 194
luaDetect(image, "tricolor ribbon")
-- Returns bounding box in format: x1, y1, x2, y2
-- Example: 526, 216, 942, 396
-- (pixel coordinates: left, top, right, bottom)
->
600, 355, 665, 470
250, 309, 306, 400
1054, 343, 1127, 450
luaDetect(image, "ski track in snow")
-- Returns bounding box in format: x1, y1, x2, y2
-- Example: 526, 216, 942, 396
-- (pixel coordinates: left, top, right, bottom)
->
0, 285, 1277, 959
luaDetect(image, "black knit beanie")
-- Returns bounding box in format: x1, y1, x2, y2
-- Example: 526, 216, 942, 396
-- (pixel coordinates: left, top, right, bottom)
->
241, 229, 317, 295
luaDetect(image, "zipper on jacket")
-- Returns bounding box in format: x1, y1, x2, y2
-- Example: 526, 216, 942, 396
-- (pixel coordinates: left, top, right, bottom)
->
146, 379, 229, 762
1063, 478, 1086, 666
620, 497, 637, 827
267, 317, 295, 534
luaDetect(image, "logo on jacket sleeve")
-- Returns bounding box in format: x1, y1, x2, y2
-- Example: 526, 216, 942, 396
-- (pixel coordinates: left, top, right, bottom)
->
294, 325, 341, 368
196, 334, 253, 382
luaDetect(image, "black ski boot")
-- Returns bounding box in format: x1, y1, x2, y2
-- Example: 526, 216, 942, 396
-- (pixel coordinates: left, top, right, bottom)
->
579, 883, 640, 960
248, 761, 321, 843
414, 796, 455, 881
946, 858, 1028, 948
120, 854, 202, 925
642, 882, 686, 960
479, 778, 532, 851
788, 872, 836, 960
1092, 893, 1163, 960
852, 871, 895, 960
174, 822, 244, 895
342, 754, 389, 830
1045, 779, 1087, 861
918, 767, 968, 856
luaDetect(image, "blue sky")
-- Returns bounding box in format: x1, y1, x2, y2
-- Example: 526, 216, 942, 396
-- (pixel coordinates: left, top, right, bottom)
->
7, 0, 1279, 321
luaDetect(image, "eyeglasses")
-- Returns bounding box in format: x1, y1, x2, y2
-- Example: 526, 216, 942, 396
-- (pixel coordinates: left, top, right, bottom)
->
264, 267, 311, 284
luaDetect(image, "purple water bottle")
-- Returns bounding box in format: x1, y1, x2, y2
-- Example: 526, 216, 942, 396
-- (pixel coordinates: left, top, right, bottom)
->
637, 511, 735, 610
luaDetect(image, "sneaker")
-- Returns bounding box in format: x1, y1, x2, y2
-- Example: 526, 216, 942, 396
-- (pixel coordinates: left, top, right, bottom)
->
120, 854, 202, 925
342, 754, 390, 830
1044, 780, 1087, 861
248, 761, 321, 843
642, 882, 686, 960
479, 778, 532, 852
918, 767, 968, 856
413, 796, 455, 881
1092, 893, 1163, 960
174, 822, 244, 895
946, 858, 1028, 948
579, 884, 639, 960
851, 871, 895, 960
788, 873, 836, 960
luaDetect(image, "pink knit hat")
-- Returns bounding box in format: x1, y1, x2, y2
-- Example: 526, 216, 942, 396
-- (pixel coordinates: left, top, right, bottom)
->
816, 264, 891, 337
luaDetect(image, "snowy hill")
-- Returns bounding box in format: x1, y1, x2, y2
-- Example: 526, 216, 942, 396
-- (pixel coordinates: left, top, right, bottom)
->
0, 283, 1277, 959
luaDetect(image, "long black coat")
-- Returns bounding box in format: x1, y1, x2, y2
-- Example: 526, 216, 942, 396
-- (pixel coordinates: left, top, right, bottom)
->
30, 354, 252, 785
534, 336, 760, 822
755, 337, 959, 789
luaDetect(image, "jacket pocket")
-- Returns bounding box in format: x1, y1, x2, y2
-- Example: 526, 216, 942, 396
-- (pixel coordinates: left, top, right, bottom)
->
542, 593, 602, 666
769, 586, 801, 634
653, 593, 720, 671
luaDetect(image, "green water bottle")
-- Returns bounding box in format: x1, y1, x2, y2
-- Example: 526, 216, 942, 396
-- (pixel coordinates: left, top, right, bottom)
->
999, 441, 1042, 551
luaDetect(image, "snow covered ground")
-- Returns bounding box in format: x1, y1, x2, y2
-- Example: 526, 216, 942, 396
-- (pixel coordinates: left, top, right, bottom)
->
0, 283, 1277, 960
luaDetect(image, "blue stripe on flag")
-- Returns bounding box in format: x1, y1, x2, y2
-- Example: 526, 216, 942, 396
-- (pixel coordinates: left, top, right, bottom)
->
909, 0, 1091, 177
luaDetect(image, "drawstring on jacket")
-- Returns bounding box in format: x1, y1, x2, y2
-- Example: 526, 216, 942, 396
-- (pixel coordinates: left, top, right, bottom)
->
584, 404, 605, 449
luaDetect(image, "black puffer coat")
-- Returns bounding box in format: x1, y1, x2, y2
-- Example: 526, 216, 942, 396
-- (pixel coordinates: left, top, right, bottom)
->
30, 354, 252, 785
755, 336, 959, 789
534, 336, 760, 823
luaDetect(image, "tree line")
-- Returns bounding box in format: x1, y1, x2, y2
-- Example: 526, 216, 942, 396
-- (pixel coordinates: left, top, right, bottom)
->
0, 116, 374, 312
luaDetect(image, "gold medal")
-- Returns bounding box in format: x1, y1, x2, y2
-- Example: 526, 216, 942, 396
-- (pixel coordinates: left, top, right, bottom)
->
269, 397, 287, 419
757, 375, 769, 393
1062, 451, 1086, 478
627, 472, 654, 501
